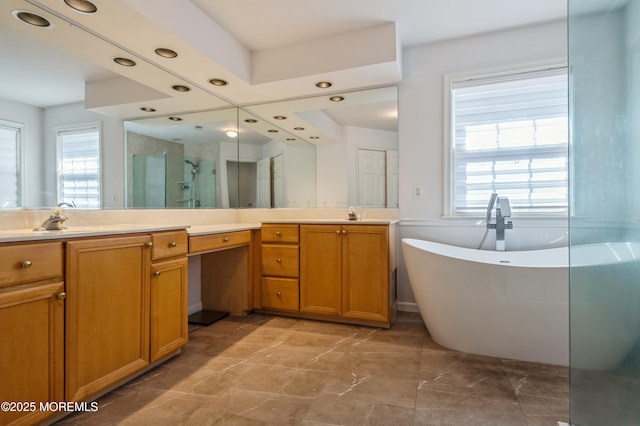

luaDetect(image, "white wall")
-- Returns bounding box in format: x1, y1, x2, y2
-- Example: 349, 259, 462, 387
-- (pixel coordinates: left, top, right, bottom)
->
397, 20, 569, 309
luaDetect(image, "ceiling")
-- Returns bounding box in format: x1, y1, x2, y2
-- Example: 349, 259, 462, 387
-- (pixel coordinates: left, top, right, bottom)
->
191, 0, 567, 51
1, 0, 570, 140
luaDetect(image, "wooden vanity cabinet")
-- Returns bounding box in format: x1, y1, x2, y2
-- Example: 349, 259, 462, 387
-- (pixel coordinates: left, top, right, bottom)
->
0, 242, 64, 426
150, 230, 188, 362
65, 230, 189, 401
260, 224, 300, 312
300, 224, 392, 326
65, 235, 152, 402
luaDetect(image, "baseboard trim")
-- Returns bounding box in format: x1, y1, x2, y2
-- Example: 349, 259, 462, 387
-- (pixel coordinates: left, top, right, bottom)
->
188, 302, 203, 316
397, 302, 419, 313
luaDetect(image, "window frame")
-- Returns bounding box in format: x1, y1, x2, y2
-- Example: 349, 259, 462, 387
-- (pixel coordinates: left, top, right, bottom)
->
0, 119, 25, 208
443, 61, 569, 218
56, 122, 102, 209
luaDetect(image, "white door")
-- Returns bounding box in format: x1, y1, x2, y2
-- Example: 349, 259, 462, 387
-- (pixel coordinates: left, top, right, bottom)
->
357, 149, 386, 207
256, 157, 271, 208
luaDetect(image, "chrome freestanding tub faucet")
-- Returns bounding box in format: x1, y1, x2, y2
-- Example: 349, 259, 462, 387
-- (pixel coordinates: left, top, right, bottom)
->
486, 194, 513, 251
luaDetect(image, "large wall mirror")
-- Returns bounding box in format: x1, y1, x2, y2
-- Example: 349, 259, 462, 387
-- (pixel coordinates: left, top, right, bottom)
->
1, 0, 398, 211
243, 86, 398, 209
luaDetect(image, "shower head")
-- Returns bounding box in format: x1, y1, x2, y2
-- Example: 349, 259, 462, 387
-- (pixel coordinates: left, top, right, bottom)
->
185, 159, 200, 175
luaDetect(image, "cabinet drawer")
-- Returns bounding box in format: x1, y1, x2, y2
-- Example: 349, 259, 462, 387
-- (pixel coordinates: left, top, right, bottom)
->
189, 230, 252, 253
261, 277, 299, 311
152, 230, 188, 260
0, 242, 63, 287
261, 224, 299, 243
261, 245, 299, 277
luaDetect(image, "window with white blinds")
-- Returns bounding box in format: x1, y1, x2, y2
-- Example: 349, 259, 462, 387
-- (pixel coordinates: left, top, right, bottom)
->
57, 125, 101, 208
450, 66, 568, 215
0, 121, 22, 208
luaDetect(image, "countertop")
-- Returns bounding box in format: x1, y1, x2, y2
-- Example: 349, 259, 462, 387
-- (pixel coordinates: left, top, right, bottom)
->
0, 224, 190, 243
0, 219, 397, 243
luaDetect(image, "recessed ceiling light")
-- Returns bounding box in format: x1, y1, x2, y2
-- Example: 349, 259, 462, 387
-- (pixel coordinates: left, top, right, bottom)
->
14, 11, 51, 27
268, 130, 279, 133
330, 96, 344, 102
293, 127, 305, 131
226, 130, 238, 138
310, 136, 319, 139
64, 0, 97, 13
273, 116, 287, 120
316, 81, 332, 89
244, 119, 258, 123
155, 48, 178, 58
172, 85, 190, 92
168, 116, 182, 121
140, 107, 156, 112
209, 78, 228, 86
114, 57, 136, 67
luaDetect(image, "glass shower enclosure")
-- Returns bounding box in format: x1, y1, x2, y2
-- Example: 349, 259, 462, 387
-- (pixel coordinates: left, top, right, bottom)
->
569, 0, 640, 424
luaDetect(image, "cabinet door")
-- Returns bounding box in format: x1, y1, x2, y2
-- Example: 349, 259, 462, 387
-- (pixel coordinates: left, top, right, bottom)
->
66, 235, 151, 402
341, 225, 389, 323
151, 257, 188, 362
0, 282, 64, 426
300, 225, 342, 316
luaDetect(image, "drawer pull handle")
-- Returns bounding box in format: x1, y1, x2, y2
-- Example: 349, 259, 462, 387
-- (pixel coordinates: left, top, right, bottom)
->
169, 241, 177, 248
57, 292, 66, 300
153, 271, 161, 276
146, 242, 153, 247
223, 237, 230, 242
275, 231, 281, 236
276, 258, 281, 263
21, 260, 32, 268
276, 291, 282, 297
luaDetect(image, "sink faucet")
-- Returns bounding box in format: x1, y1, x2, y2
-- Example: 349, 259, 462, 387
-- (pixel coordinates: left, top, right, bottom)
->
485, 194, 513, 251
57, 201, 76, 208
35, 206, 68, 231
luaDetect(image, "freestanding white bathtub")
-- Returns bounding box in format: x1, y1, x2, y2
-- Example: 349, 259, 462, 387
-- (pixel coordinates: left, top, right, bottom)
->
402, 238, 640, 368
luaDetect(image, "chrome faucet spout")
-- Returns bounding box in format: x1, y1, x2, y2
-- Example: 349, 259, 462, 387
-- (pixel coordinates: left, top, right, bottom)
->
482, 194, 513, 251
494, 197, 513, 251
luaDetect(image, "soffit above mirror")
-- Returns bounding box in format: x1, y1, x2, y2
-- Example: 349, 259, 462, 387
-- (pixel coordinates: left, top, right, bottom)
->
23, 0, 401, 106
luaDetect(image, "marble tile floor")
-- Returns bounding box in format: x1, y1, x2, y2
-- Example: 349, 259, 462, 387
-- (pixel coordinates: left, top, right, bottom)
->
56, 312, 569, 425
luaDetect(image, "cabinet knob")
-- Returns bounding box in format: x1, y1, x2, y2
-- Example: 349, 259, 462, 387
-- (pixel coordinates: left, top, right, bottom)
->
223, 237, 229, 242
169, 241, 177, 248
276, 291, 282, 297
336, 230, 341, 235
21, 260, 32, 269
57, 292, 66, 300
276, 258, 281, 263
275, 231, 281, 236
153, 271, 161, 276
342, 230, 347, 235
146, 241, 153, 247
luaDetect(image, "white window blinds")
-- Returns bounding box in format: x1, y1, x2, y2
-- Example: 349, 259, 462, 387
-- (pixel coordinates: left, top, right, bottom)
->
451, 67, 568, 215
57, 126, 101, 208
0, 123, 21, 208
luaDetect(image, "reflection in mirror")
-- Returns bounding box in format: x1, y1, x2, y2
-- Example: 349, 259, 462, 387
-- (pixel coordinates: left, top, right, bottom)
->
237, 109, 317, 208
0, 0, 232, 209
125, 107, 239, 208
244, 86, 398, 208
